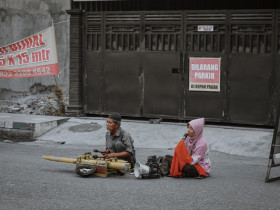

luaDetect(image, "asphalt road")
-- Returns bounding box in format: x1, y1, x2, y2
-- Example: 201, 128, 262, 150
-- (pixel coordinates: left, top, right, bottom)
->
0, 142, 279, 210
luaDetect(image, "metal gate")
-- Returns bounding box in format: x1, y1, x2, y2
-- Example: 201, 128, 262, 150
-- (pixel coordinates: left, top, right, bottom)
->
228, 11, 275, 124
84, 13, 102, 114
102, 13, 142, 116
82, 9, 278, 125
183, 11, 227, 120
141, 12, 182, 118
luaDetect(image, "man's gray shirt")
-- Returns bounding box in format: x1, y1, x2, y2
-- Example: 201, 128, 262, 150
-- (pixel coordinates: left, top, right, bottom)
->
105, 127, 136, 165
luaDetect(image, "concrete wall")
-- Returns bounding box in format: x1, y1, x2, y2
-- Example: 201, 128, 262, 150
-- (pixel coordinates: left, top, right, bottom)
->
0, 0, 70, 94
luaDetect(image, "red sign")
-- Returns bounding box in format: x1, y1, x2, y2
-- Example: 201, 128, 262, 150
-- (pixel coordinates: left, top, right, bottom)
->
189, 57, 221, 92
0, 26, 59, 79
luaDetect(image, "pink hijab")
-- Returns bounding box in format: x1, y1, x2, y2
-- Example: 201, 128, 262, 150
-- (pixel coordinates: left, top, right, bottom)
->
184, 118, 207, 155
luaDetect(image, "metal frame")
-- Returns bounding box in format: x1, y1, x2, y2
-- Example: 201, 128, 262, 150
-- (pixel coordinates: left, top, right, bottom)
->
265, 97, 280, 182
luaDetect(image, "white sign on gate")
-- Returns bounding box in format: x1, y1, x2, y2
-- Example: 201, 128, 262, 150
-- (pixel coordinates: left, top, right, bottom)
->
197, 25, 214, 32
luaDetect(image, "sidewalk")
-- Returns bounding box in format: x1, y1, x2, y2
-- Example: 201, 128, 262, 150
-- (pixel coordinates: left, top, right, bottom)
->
31, 115, 274, 158
0, 113, 274, 158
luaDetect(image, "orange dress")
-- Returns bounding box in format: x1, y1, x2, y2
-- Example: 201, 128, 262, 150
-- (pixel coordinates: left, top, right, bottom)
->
170, 140, 206, 177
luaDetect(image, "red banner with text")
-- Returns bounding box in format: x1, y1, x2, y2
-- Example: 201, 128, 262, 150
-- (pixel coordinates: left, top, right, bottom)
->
0, 26, 59, 79
189, 57, 221, 92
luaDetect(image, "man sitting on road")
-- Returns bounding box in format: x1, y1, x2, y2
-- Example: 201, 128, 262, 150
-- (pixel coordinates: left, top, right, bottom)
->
101, 112, 136, 172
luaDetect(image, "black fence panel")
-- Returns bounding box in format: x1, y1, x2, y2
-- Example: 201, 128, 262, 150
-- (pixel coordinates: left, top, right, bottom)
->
84, 52, 102, 113
274, 10, 280, 121
183, 11, 227, 120
141, 12, 182, 118
228, 10, 275, 124
184, 54, 227, 120
228, 54, 273, 124
142, 53, 181, 117
101, 13, 142, 116
103, 53, 142, 116
72, 0, 280, 12
83, 13, 103, 114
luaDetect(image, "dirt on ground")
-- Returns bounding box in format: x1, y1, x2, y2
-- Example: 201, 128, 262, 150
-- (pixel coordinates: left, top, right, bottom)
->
0, 83, 69, 115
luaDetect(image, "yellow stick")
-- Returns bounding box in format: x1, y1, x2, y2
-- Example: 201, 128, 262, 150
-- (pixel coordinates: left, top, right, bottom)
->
42, 156, 76, 164
42, 155, 131, 170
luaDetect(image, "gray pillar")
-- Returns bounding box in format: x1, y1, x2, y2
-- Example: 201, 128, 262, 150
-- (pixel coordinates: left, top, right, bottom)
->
66, 10, 83, 116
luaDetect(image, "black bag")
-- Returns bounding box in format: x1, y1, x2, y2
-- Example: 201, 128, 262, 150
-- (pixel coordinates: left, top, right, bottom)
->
159, 155, 173, 176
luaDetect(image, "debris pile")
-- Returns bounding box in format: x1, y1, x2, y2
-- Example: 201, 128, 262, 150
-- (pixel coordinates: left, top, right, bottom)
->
0, 89, 69, 115
0, 82, 69, 116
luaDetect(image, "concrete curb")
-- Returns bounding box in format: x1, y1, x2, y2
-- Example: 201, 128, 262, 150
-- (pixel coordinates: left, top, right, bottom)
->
0, 113, 69, 141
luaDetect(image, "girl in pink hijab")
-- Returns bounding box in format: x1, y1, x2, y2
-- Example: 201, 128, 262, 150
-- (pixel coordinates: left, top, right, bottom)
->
161, 118, 211, 178
182, 118, 211, 177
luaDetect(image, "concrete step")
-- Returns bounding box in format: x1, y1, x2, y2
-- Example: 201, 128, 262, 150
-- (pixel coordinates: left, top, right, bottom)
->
0, 113, 70, 141
65, 105, 83, 117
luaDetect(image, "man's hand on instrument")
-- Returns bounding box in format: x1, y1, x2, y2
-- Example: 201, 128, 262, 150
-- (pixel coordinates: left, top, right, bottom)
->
103, 151, 131, 159
100, 149, 110, 155
103, 153, 116, 159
